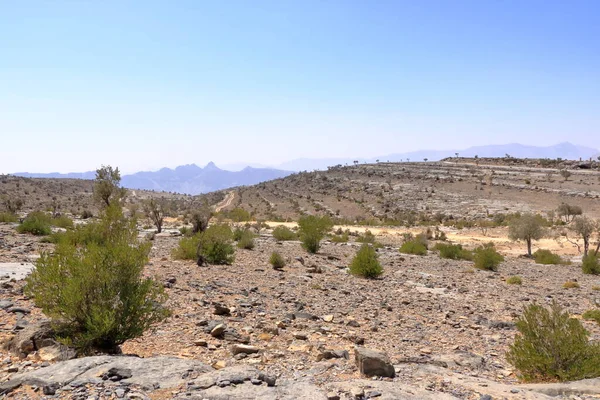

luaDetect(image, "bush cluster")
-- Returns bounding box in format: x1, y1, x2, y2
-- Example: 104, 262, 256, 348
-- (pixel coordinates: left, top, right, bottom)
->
582, 254, 600, 275
17, 211, 52, 236
582, 309, 600, 325
507, 302, 600, 382
399, 240, 427, 255
173, 224, 235, 264
236, 229, 256, 250
533, 249, 568, 265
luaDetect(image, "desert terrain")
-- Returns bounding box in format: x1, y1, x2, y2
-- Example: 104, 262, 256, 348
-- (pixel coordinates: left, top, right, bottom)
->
2, 159, 600, 399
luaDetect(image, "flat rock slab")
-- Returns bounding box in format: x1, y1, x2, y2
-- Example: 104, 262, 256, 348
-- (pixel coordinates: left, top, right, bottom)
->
0, 355, 212, 394
0, 262, 34, 282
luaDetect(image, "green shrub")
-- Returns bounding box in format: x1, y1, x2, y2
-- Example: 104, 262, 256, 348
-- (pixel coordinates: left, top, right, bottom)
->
233, 227, 246, 241
172, 234, 200, 260
220, 207, 252, 222
506, 276, 523, 285
330, 231, 349, 243
433, 243, 473, 260
506, 302, 600, 382
582, 254, 600, 275
179, 226, 192, 236
236, 229, 256, 250
0, 212, 18, 223
24, 205, 169, 353
582, 309, 600, 325
52, 215, 74, 229
269, 251, 285, 269
198, 224, 235, 264
272, 225, 297, 241
534, 249, 568, 265
399, 240, 427, 255
349, 244, 383, 278
298, 215, 333, 254
17, 211, 52, 236
473, 243, 504, 271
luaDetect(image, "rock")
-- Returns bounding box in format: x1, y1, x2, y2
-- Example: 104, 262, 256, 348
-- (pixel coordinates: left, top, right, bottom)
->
38, 344, 77, 362
354, 347, 395, 378
433, 351, 485, 369
214, 303, 231, 316
4, 320, 57, 357
0, 300, 13, 310
347, 319, 361, 328
102, 367, 133, 381
210, 324, 226, 337
194, 339, 208, 347
43, 384, 58, 395
230, 344, 260, 355
258, 372, 277, 387
327, 392, 341, 400
322, 314, 334, 322
293, 331, 308, 340
7, 307, 30, 314
317, 349, 349, 361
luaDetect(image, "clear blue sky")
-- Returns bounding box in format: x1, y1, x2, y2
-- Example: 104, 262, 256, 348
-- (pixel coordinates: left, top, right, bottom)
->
1, 1, 598, 173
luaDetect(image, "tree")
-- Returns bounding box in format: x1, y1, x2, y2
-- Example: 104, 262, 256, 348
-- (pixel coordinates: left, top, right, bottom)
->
572, 216, 597, 256
298, 215, 333, 253
190, 204, 211, 234
144, 198, 167, 233
557, 202, 583, 223
25, 205, 169, 352
560, 169, 572, 182
509, 214, 545, 256
94, 165, 126, 208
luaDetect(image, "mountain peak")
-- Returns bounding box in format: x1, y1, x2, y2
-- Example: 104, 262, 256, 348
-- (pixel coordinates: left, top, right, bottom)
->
204, 161, 220, 171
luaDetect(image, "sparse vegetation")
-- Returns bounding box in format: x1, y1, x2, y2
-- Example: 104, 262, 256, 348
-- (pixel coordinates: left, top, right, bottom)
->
433, 243, 473, 260
25, 205, 169, 353
236, 229, 256, 250
272, 225, 297, 241
349, 244, 383, 278
298, 215, 333, 253
17, 211, 52, 236
399, 240, 427, 255
269, 251, 285, 269
507, 302, 600, 382
506, 276, 522, 285
0, 212, 18, 223
582, 309, 600, 325
533, 249, 568, 265
473, 243, 504, 271
582, 253, 600, 275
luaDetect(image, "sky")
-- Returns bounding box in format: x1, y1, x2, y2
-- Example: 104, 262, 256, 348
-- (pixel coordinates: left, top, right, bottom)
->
1, 0, 599, 173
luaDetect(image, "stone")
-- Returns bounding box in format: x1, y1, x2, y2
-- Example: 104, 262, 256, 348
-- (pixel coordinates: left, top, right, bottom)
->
210, 324, 226, 337
354, 347, 395, 378
293, 331, 308, 340
38, 344, 77, 362
214, 303, 231, 316
230, 344, 260, 355
4, 320, 57, 357
322, 315, 334, 322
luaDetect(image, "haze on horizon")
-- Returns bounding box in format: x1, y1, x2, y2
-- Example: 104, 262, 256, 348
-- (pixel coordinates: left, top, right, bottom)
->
1, 1, 598, 174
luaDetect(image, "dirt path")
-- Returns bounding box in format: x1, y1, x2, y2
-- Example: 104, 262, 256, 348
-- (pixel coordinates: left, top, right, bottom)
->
214, 191, 235, 212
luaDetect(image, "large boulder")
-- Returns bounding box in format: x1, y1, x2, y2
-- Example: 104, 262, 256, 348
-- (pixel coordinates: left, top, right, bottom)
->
354, 347, 395, 378
3, 320, 61, 358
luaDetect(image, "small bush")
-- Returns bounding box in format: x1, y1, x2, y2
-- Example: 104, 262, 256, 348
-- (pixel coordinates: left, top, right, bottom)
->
25, 205, 169, 353
506, 276, 523, 285
172, 234, 200, 260
399, 240, 427, 255
506, 301, 600, 382
582, 254, 600, 275
269, 251, 285, 269
272, 225, 297, 241
298, 215, 333, 254
220, 207, 252, 222
349, 244, 383, 278
198, 224, 235, 264
473, 243, 504, 271
534, 249, 568, 265
52, 215, 74, 229
582, 309, 600, 325
236, 230, 256, 250
563, 281, 580, 289
17, 211, 52, 236
0, 212, 18, 223
433, 243, 473, 260
330, 231, 349, 243
179, 226, 192, 236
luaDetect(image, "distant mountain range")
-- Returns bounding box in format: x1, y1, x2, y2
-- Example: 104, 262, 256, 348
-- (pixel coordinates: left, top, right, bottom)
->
14, 162, 292, 195
13, 142, 599, 194
272, 142, 599, 171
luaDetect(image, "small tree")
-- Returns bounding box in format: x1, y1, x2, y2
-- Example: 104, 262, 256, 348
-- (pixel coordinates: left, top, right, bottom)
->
298, 215, 333, 253
560, 169, 572, 182
507, 302, 600, 382
349, 244, 383, 278
25, 205, 169, 353
572, 216, 596, 256
94, 165, 126, 208
509, 214, 545, 256
190, 205, 211, 234
144, 198, 167, 233
557, 202, 583, 223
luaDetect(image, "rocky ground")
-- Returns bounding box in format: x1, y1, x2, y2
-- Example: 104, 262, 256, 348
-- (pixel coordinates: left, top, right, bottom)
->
2, 217, 600, 399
